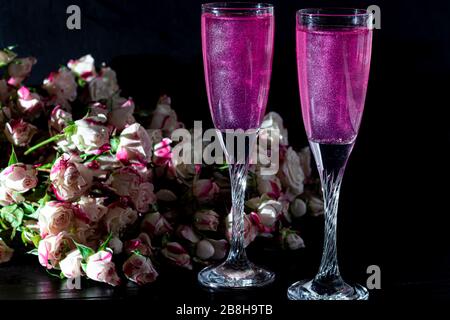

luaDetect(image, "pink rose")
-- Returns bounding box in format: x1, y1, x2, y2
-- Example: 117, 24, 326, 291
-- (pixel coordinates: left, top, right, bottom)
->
88, 67, 119, 101
161, 242, 192, 270
59, 249, 83, 278
43, 68, 77, 102
4, 119, 37, 147
74, 196, 108, 223
194, 210, 220, 231
71, 117, 110, 155
0, 239, 14, 264
0, 163, 38, 193
17, 86, 43, 114
116, 123, 152, 164
38, 201, 73, 238
195, 239, 215, 260
193, 179, 219, 203
176, 225, 200, 243
49, 105, 73, 134
124, 233, 153, 256
108, 97, 135, 131
67, 55, 96, 81
149, 95, 183, 134
123, 253, 158, 285
50, 154, 93, 201
38, 232, 72, 269
141, 212, 173, 238
85, 250, 121, 286
7, 57, 37, 87
103, 203, 138, 236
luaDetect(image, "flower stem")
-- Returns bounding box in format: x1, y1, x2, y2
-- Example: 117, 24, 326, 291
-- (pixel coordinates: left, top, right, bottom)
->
24, 134, 64, 155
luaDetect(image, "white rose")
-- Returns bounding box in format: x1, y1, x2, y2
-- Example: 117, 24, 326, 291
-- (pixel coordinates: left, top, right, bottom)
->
88, 67, 119, 101
49, 105, 73, 134
116, 123, 152, 164
59, 249, 83, 278
108, 96, 135, 131
278, 147, 305, 197
43, 68, 77, 102
103, 203, 138, 236
308, 196, 325, 216
50, 154, 93, 201
257, 199, 282, 228
85, 250, 121, 286
38, 201, 73, 238
196, 239, 215, 260
149, 95, 183, 134
123, 253, 158, 285
74, 196, 108, 223
67, 55, 96, 81
71, 117, 110, 155
4, 119, 37, 147
290, 198, 307, 218
260, 111, 288, 146
0, 163, 38, 193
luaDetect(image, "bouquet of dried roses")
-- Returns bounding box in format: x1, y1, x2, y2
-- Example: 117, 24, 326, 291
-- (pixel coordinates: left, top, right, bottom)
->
0, 47, 323, 286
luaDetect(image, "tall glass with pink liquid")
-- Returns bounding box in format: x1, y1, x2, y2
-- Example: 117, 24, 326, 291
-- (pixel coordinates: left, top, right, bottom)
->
198, 3, 275, 289
288, 9, 373, 300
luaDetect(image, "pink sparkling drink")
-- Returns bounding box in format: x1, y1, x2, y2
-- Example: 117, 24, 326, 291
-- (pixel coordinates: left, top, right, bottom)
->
297, 26, 372, 144
201, 12, 274, 130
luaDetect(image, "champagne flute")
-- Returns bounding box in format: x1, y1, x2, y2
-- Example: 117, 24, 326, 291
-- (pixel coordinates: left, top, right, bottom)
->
288, 8, 373, 300
198, 2, 275, 289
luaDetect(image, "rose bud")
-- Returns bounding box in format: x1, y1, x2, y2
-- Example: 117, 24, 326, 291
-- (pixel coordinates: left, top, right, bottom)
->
7, 57, 37, 87
37, 201, 73, 238
207, 239, 228, 260
4, 119, 37, 147
193, 179, 219, 204
108, 96, 135, 131
153, 138, 172, 166
281, 229, 306, 250
71, 117, 110, 155
290, 198, 307, 218
49, 105, 73, 134
177, 225, 200, 244
17, 86, 43, 114
85, 250, 121, 286
0, 163, 38, 193
161, 242, 192, 270
257, 199, 283, 229
88, 67, 119, 101
155, 189, 177, 202
116, 123, 152, 164
141, 212, 173, 238
308, 196, 325, 216
0, 239, 14, 264
43, 68, 77, 102
38, 231, 72, 269
196, 239, 215, 260
124, 232, 153, 256
59, 249, 83, 279
277, 147, 305, 197
108, 237, 123, 255
50, 154, 93, 201
149, 95, 183, 135
67, 54, 96, 81
0, 186, 16, 206
194, 210, 220, 232
123, 253, 159, 285
256, 174, 282, 199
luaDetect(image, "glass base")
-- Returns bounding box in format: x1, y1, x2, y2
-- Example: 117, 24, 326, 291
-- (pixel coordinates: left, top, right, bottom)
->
198, 261, 275, 290
287, 279, 369, 300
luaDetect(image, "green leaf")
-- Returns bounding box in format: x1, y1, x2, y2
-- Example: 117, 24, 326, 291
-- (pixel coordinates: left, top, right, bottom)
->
31, 234, 41, 248
74, 241, 95, 262
0, 204, 24, 229
22, 202, 38, 216
8, 146, 18, 166
37, 162, 53, 170
98, 233, 113, 252
38, 193, 51, 207
110, 136, 120, 153
63, 124, 76, 137
26, 248, 39, 256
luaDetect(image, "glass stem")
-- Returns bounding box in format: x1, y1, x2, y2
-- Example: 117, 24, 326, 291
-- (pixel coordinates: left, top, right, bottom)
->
310, 142, 353, 290
225, 162, 250, 268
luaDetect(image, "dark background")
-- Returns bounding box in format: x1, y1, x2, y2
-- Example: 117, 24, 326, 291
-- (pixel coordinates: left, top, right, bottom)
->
0, 0, 449, 305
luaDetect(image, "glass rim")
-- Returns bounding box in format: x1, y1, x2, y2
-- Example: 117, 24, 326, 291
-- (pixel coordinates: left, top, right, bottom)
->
297, 8, 371, 18
202, 2, 274, 14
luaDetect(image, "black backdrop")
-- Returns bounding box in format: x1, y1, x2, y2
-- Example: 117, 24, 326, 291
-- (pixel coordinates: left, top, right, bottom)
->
0, 0, 449, 303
